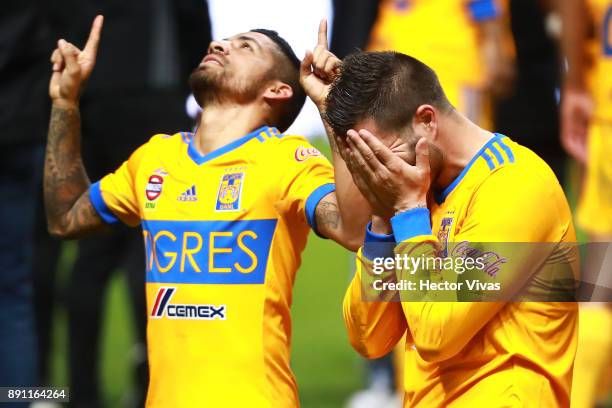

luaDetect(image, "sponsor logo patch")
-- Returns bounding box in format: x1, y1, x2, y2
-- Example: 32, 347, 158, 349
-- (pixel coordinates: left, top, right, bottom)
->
178, 185, 198, 202
145, 174, 164, 201
150, 287, 226, 320
294, 146, 322, 162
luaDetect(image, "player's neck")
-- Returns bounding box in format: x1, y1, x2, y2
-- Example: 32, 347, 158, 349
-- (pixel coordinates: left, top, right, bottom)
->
434, 112, 494, 191
194, 103, 267, 155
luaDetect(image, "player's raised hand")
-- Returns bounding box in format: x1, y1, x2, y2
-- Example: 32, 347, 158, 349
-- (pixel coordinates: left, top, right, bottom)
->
345, 129, 431, 219
300, 19, 341, 109
49, 15, 104, 105
560, 87, 593, 164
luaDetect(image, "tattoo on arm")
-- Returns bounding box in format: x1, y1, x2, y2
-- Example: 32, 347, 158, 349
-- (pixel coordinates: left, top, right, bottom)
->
316, 199, 340, 231
62, 189, 107, 237
44, 104, 105, 237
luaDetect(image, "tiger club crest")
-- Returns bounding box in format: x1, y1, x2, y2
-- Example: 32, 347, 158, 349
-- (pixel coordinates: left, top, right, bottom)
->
215, 173, 244, 211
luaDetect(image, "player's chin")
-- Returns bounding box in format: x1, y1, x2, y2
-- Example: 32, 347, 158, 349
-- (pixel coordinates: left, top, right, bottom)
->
189, 69, 219, 89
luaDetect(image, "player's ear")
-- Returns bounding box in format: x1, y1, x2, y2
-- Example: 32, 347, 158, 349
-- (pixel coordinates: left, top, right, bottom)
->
263, 81, 293, 102
413, 104, 438, 140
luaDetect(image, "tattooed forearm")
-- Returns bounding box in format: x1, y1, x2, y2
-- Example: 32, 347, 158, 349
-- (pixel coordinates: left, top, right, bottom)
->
62, 190, 107, 238
316, 199, 340, 230
44, 104, 103, 237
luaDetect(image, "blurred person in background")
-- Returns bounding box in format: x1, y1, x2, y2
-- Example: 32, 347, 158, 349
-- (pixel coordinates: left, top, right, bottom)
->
0, 1, 51, 396
560, 0, 612, 406
367, 0, 514, 128
35, 2, 212, 407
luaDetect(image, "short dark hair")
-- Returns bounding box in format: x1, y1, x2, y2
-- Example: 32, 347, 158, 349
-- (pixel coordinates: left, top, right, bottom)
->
326, 51, 452, 137
250, 29, 306, 132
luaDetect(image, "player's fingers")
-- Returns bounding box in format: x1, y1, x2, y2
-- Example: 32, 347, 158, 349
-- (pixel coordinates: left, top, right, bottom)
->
300, 50, 314, 78
83, 15, 104, 59
338, 137, 353, 164
313, 51, 331, 77
58, 40, 80, 75
335, 135, 350, 158
348, 130, 382, 173
50, 48, 60, 63
50, 48, 64, 71
49, 72, 62, 98
323, 55, 340, 78
62, 41, 82, 59
347, 148, 372, 186
317, 19, 329, 50
357, 129, 396, 167
346, 132, 368, 171
313, 45, 325, 66
414, 137, 431, 176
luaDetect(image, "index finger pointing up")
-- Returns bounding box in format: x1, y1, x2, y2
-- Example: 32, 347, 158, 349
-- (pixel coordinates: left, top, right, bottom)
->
83, 15, 104, 58
317, 19, 329, 50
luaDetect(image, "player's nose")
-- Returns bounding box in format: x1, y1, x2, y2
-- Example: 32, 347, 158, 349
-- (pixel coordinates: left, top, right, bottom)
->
208, 40, 229, 55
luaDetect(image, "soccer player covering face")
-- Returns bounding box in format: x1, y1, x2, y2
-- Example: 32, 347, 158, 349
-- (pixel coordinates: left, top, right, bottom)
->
328, 52, 579, 406
45, 16, 368, 407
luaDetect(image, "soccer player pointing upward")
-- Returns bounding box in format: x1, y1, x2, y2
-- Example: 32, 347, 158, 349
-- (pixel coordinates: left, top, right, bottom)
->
45, 16, 368, 407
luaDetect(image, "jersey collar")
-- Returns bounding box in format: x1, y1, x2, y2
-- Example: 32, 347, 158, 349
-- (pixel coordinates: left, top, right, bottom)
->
434, 133, 505, 204
186, 126, 271, 165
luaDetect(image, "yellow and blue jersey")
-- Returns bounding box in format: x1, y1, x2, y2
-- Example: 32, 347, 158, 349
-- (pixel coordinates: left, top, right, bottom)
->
368, 0, 501, 92
578, 0, 612, 234
89, 126, 335, 407
587, 0, 612, 121
344, 134, 578, 407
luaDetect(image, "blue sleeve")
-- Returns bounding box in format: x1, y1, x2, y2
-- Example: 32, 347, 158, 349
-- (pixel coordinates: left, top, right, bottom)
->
467, 0, 499, 21
391, 207, 433, 242
362, 222, 396, 260
305, 183, 336, 238
89, 181, 121, 225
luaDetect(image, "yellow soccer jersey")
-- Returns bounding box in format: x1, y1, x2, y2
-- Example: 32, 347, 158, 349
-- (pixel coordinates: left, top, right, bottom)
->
343, 134, 578, 407
586, 0, 612, 121
579, 0, 612, 234
89, 126, 335, 407
368, 0, 500, 93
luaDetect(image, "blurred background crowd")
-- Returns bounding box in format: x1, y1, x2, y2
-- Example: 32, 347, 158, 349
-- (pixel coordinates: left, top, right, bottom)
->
1, 0, 610, 407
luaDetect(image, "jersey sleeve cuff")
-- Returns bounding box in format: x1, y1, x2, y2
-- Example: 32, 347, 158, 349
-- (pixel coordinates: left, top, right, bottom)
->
391, 207, 432, 242
305, 183, 336, 238
468, 0, 499, 21
362, 222, 396, 260
89, 181, 121, 225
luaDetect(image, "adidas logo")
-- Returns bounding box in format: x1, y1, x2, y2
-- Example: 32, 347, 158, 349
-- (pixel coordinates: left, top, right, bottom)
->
177, 185, 198, 202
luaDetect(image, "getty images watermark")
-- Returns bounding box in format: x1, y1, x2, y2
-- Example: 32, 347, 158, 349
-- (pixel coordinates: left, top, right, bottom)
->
371, 252, 499, 292
359, 241, 612, 302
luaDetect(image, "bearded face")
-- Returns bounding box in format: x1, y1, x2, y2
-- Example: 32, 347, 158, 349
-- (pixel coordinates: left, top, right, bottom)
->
189, 32, 277, 107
